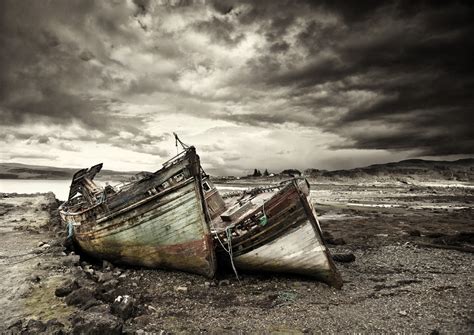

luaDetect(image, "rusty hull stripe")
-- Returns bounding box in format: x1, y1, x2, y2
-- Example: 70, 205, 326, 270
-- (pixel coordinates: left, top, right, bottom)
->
72, 176, 216, 278
77, 235, 215, 277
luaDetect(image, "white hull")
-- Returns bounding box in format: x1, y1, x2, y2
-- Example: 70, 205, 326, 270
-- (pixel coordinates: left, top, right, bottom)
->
234, 220, 334, 280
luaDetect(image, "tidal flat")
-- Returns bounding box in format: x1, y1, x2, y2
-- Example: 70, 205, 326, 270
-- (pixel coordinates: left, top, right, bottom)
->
0, 181, 472, 333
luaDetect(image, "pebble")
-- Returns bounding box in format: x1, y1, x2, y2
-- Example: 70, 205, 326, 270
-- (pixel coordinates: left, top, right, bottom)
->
30, 274, 41, 283
98, 272, 114, 283
398, 310, 408, 316
102, 260, 114, 270
175, 286, 188, 292
218, 280, 230, 287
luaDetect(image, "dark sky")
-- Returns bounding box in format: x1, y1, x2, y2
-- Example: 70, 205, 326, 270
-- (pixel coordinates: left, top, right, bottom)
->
1, 0, 473, 175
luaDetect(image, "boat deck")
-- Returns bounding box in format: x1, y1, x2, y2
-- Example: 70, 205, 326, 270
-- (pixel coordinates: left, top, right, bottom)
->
210, 189, 277, 232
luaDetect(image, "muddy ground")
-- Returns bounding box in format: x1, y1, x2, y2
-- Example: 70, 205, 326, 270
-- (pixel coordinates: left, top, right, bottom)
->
0, 182, 472, 334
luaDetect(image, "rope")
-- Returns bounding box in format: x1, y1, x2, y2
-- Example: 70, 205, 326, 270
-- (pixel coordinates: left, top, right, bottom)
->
3, 253, 44, 265
259, 201, 268, 226
214, 229, 230, 253
214, 227, 240, 282
0, 251, 37, 259
67, 222, 74, 239
173, 132, 189, 151
0, 248, 52, 265
225, 226, 240, 282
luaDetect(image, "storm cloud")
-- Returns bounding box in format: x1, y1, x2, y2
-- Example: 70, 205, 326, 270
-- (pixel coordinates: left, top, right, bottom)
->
0, 0, 472, 173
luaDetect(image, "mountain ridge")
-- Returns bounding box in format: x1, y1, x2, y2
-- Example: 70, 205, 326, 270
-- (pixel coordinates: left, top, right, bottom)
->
0, 158, 473, 181
304, 158, 474, 182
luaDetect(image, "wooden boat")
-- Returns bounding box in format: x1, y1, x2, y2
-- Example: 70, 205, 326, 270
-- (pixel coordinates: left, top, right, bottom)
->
59, 133, 341, 286
59, 147, 217, 277
209, 178, 343, 288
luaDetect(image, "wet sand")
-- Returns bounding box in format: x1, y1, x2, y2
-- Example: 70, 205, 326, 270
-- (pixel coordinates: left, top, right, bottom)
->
0, 182, 472, 333
0, 193, 74, 331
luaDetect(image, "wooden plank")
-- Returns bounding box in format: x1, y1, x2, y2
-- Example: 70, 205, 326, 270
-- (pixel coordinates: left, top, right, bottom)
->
75, 178, 215, 277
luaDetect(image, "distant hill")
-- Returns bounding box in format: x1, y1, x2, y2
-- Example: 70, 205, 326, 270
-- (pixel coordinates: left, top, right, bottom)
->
0, 162, 138, 181
1, 158, 473, 183
304, 158, 474, 182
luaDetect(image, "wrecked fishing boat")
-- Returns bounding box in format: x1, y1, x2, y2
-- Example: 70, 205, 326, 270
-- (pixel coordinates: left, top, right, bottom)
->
60, 134, 341, 287
59, 146, 217, 277
210, 178, 343, 288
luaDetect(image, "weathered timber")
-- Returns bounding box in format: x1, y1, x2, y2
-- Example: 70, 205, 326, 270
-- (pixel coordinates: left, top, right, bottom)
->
211, 179, 343, 288
59, 147, 216, 277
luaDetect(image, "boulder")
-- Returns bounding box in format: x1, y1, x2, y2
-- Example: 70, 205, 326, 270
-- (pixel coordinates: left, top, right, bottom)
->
65, 287, 100, 310
44, 318, 66, 334
111, 295, 136, 320
71, 311, 123, 335
102, 279, 119, 291
87, 303, 111, 314
332, 253, 356, 263
23, 319, 47, 333
55, 279, 80, 297
6, 319, 23, 333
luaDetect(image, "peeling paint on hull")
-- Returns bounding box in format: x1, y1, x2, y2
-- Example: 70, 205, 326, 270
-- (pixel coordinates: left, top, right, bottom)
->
74, 179, 215, 277
59, 147, 217, 278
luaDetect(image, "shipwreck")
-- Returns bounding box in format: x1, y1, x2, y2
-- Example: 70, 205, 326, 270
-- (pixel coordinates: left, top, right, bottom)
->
59, 147, 217, 277
59, 136, 342, 287
211, 178, 342, 288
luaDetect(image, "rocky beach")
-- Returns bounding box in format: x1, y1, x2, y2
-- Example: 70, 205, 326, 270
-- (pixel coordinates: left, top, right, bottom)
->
2, 0, 473, 333
0, 178, 472, 334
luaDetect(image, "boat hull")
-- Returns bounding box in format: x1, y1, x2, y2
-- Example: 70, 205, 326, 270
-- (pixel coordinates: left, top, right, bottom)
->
216, 179, 342, 288
233, 220, 339, 285
68, 178, 216, 277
